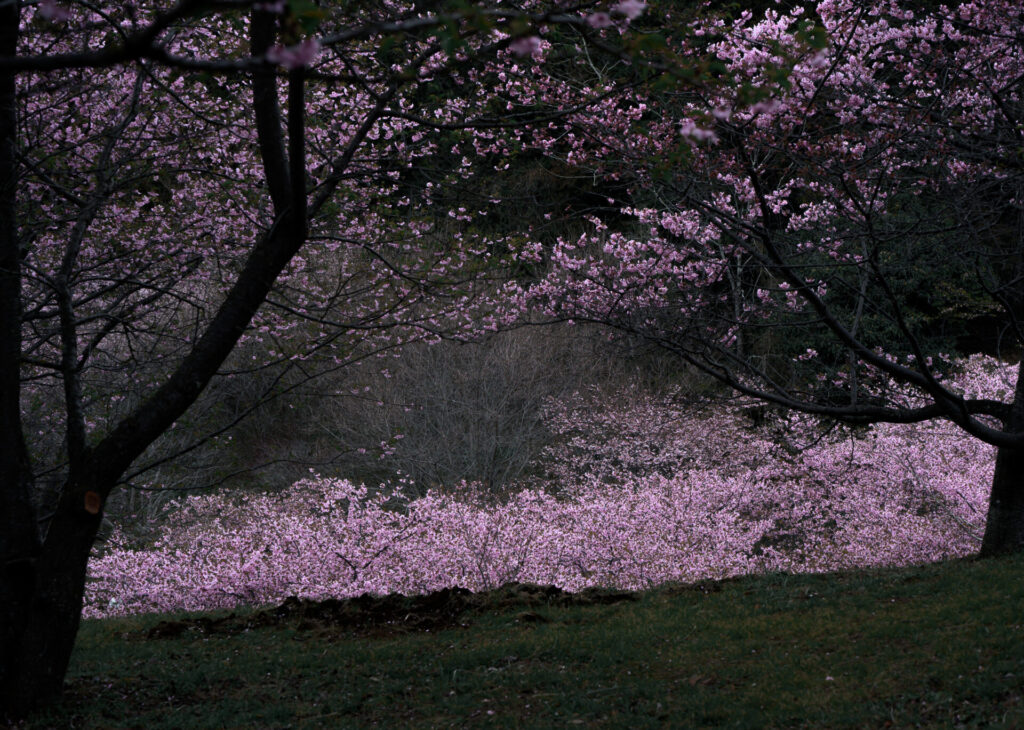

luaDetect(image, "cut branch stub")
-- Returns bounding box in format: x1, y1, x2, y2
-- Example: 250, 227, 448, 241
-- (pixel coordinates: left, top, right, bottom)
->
83, 491, 101, 515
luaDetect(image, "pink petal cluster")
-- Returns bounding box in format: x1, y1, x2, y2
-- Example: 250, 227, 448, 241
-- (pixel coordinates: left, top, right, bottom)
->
508, 36, 543, 58
678, 120, 718, 142
266, 38, 321, 69
38, 0, 72, 22
612, 0, 647, 21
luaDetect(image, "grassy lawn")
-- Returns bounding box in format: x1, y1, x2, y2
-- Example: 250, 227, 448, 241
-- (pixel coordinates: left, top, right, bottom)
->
25, 555, 1024, 728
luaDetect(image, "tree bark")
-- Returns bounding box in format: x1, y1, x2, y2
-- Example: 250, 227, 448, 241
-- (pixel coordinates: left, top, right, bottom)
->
0, 7, 105, 716
980, 357, 1024, 556
3, 482, 102, 719
0, 5, 44, 721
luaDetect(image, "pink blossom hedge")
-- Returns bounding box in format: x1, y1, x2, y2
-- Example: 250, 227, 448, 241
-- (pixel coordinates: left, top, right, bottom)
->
83, 356, 1008, 618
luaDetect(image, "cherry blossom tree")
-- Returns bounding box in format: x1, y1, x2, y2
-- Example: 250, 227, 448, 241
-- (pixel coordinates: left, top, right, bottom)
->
519, 0, 1024, 554
0, 0, 683, 717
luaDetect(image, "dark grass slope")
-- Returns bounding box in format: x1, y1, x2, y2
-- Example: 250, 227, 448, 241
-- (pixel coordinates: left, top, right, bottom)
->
23, 555, 1024, 728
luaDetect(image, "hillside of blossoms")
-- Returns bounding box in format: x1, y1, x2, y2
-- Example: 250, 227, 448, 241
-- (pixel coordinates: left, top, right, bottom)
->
83, 355, 1009, 619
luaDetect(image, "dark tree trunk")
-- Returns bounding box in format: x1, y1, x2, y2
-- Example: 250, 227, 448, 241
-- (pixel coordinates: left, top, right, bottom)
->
0, 7, 108, 710
0, 5, 44, 722
980, 359, 1024, 556
3, 485, 103, 719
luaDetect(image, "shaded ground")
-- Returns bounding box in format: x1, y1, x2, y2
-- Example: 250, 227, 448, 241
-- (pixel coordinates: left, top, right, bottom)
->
24, 557, 1024, 728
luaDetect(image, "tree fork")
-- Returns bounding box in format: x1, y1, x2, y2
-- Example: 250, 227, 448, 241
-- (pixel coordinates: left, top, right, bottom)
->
1, 7, 311, 717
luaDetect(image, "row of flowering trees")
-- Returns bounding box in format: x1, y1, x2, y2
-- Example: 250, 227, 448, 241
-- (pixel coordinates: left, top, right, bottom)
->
83, 355, 1005, 618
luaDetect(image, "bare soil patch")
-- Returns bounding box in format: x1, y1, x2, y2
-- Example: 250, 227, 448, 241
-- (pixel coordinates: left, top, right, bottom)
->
144, 583, 637, 640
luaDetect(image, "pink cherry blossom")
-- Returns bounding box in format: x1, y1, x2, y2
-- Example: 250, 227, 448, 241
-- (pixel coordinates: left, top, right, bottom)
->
679, 120, 719, 142
509, 36, 542, 58
266, 38, 321, 69
612, 0, 646, 21
38, 0, 72, 22
749, 98, 782, 114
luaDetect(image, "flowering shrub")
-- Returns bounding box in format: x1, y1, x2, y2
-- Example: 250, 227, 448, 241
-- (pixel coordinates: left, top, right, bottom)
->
84, 356, 1006, 618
